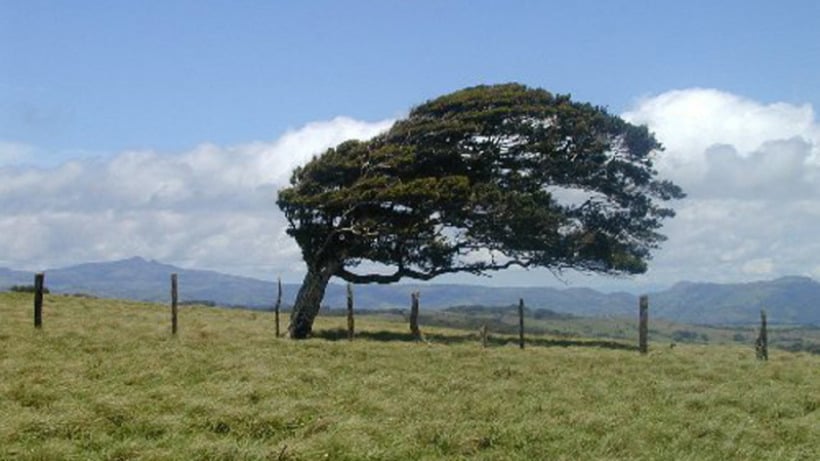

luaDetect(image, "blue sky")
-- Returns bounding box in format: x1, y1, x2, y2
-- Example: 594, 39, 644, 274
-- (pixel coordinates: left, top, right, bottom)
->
2, 1, 820, 290
4, 1, 817, 157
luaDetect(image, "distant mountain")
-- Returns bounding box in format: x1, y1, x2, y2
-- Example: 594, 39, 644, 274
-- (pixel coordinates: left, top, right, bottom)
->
48, 257, 280, 306
0, 267, 31, 288
651, 276, 820, 325
0, 257, 636, 314
0, 257, 278, 306
1, 258, 818, 325
326, 284, 637, 317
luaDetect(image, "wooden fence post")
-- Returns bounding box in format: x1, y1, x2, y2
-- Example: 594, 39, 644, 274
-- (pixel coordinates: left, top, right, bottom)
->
33, 272, 44, 328
171, 273, 178, 335
275, 278, 282, 338
410, 291, 421, 340
481, 324, 489, 348
639, 295, 649, 354
346, 283, 355, 340
518, 298, 525, 349
756, 309, 768, 361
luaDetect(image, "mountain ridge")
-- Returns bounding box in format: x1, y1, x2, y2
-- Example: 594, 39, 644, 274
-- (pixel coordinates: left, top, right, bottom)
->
1, 257, 818, 325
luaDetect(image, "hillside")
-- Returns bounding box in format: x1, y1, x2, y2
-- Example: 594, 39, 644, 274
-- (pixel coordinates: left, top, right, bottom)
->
0, 267, 30, 288
653, 277, 820, 325
1, 257, 278, 307
1, 292, 819, 460
0, 258, 637, 315
2, 257, 819, 325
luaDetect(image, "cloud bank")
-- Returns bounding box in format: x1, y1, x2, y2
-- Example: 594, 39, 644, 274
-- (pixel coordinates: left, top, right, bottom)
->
1, 89, 819, 288
0, 117, 393, 279
623, 89, 820, 284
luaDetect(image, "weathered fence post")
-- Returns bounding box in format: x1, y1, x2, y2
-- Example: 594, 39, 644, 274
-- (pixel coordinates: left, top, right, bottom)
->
639, 295, 649, 354
33, 272, 44, 328
274, 278, 282, 338
171, 273, 178, 335
481, 324, 489, 348
410, 291, 421, 340
755, 309, 768, 361
346, 283, 355, 340
518, 298, 525, 350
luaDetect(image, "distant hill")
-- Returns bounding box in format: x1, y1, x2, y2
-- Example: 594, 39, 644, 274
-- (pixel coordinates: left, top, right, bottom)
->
651, 276, 820, 325
0, 257, 277, 306
0, 268, 31, 289
326, 284, 637, 317
1, 257, 818, 325
0, 258, 637, 314
46, 257, 278, 307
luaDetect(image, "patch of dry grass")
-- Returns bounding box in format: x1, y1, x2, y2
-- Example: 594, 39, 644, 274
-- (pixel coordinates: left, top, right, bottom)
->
1, 292, 818, 460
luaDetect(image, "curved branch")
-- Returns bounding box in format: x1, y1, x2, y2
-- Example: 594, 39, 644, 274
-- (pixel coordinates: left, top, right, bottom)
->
335, 258, 537, 285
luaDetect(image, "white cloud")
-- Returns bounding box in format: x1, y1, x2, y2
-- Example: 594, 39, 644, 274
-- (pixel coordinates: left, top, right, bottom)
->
621, 88, 820, 286
2, 90, 819, 290
742, 258, 775, 276
624, 89, 818, 170
0, 141, 37, 166
0, 117, 393, 280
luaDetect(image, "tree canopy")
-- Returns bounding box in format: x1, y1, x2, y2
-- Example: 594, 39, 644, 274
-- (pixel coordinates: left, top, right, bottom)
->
277, 83, 684, 338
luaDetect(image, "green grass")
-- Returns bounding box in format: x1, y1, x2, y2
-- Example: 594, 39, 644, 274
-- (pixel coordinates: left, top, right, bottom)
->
1, 292, 818, 460
401, 307, 820, 352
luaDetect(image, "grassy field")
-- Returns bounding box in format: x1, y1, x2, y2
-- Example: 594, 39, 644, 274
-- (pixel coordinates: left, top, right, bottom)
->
393, 307, 820, 352
1, 292, 818, 460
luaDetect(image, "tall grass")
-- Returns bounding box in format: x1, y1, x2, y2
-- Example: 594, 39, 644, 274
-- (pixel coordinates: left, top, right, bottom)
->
1, 292, 818, 460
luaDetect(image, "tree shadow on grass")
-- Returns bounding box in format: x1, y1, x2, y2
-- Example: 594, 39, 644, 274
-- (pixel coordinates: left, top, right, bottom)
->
312, 328, 637, 351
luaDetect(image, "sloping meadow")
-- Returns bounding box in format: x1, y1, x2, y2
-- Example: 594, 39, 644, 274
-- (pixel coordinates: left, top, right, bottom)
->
1, 292, 818, 460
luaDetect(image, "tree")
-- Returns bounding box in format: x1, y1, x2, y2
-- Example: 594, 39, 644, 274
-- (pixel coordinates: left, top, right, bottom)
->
277, 83, 684, 338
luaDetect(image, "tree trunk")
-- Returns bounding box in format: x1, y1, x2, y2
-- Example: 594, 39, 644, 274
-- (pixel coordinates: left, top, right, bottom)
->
288, 261, 338, 339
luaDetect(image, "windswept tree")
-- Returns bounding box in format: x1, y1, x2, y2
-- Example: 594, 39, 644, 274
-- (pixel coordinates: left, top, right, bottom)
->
278, 83, 684, 338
